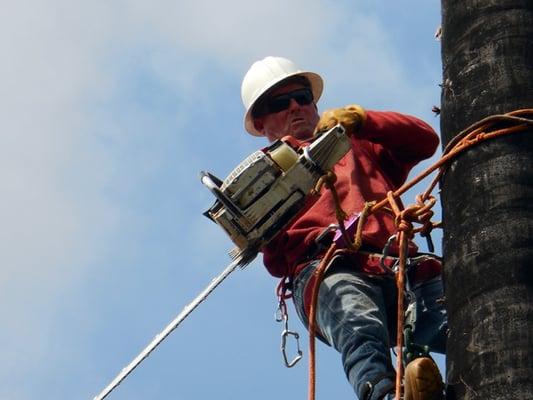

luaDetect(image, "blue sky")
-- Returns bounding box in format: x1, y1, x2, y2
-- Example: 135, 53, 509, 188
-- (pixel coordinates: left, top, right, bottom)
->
1, 1, 445, 399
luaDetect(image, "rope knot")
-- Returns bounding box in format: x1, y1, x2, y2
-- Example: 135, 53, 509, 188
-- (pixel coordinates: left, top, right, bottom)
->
397, 219, 413, 235
414, 194, 436, 237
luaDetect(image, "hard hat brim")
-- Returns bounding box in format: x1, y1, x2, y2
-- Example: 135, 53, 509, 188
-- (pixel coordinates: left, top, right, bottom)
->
244, 71, 323, 136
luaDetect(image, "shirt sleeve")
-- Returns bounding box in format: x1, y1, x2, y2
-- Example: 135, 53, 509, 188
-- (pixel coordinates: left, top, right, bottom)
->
355, 110, 440, 187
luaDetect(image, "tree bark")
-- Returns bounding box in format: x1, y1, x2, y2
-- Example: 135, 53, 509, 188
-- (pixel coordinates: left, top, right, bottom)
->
440, 1, 533, 399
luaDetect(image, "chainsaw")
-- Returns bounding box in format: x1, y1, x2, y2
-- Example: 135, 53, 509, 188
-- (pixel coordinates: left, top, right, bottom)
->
92, 125, 352, 400
201, 124, 351, 267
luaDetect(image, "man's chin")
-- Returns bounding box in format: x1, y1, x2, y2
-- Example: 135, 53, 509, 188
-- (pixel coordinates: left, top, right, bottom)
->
289, 124, 314, 140
292, 129, 314, 140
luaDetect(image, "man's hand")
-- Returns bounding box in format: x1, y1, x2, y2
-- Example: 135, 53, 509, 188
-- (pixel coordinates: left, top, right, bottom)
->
314, 105, 366, 137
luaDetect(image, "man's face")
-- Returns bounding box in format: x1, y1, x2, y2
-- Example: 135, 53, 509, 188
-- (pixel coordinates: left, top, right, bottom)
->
253, 82, 320, 142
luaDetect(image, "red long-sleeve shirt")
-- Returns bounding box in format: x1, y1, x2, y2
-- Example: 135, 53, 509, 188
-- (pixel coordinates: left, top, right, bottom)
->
262, 110, 440, 279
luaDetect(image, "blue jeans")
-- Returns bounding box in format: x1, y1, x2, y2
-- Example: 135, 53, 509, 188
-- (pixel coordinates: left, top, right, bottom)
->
292, 255, 447, 400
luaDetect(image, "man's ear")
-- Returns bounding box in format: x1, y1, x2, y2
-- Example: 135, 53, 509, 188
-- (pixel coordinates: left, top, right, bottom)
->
253, 118, 264, 135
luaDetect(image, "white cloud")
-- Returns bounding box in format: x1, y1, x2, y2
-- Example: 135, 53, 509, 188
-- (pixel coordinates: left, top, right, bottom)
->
113, 0, 435, 118
0, 2, 115, 282
0, 1, 120, 386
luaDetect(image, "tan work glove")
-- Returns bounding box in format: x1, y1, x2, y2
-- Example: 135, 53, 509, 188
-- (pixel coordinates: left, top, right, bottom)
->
314, 104, 366, 137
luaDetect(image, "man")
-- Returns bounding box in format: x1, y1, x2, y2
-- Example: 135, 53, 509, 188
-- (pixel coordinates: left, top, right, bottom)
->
241, 56, 447, 400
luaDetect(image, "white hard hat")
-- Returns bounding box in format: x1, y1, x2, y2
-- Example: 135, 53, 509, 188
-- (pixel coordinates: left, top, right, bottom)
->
241, 56, 323, 136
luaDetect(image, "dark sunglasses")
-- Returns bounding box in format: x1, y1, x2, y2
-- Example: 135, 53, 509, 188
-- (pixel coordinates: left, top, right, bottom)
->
254, 88, 314, 117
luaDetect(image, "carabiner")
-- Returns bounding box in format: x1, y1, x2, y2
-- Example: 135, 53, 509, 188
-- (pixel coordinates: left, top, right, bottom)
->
277, 301, 303, 368
275, 300, 286, 323
380, 235, 397, 270
281, 328, 303, 368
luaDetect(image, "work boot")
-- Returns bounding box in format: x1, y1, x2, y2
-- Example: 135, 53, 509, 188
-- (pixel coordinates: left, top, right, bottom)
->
404, 357, 444, 400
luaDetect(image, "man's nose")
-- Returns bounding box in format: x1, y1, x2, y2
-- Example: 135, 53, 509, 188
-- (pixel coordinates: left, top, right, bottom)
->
288, 98, 300, 111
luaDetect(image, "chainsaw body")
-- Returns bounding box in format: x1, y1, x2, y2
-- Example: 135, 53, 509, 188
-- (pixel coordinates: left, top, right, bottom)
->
201, 125, 351, 265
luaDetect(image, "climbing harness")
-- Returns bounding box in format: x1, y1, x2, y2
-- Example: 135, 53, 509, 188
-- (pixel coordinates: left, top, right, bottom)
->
303, 109, 533, 400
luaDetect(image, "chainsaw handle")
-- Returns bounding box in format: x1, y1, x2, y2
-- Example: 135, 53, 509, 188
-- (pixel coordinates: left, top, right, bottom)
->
200, 172, 245, 220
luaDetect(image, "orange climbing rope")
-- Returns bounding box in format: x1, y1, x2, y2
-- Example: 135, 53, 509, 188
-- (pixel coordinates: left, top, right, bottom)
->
307, 244, 336, 400
306, 109, 532, 400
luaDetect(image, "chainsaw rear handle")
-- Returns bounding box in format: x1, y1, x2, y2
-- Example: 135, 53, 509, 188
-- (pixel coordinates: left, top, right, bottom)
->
200, 171, 245, 220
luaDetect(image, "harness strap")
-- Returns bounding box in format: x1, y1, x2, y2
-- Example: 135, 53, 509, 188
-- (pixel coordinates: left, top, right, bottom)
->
300, 252, 442, 321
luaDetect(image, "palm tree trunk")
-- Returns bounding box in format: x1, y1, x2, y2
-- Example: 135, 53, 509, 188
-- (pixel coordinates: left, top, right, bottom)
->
440, 1, 533, 399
